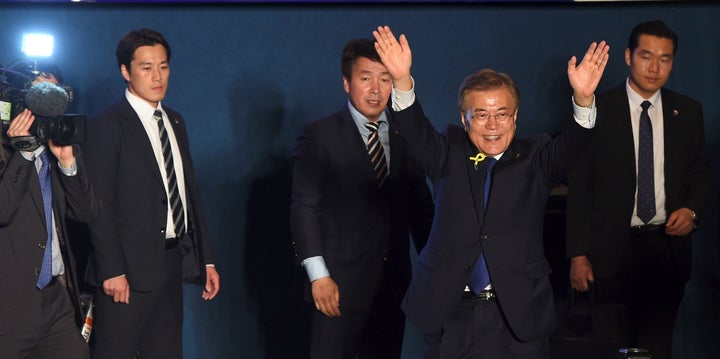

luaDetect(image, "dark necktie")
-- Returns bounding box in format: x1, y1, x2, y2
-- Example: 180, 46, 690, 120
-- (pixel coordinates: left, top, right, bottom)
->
470, 156, 497, 292
37, 151, 53, 289
364, 121, 388, 188
637, 101, 656, 224
153, 110, 185, 238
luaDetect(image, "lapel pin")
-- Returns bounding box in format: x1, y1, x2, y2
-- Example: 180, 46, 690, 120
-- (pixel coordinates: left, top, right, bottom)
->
469, 152, 487, 170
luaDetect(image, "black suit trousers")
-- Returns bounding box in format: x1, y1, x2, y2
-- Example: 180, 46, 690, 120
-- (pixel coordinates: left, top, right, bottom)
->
91, 245, 184, 359
310, 268, 406, 359
8, 279, 90, 359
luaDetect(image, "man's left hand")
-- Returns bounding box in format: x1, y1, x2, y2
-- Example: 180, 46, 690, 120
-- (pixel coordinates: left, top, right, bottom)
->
48, 139, 76, 169
568, 40, 610, 105
202, 266, 220, 300
666, 207, 695, 236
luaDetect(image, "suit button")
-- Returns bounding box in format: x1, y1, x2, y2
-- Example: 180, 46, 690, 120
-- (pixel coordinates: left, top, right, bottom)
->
38, 243, 46, 249
480, 234, 488, 240
465, 266, 471, 272
33, 268, 39, 276
383, 256, 389, 262
160, 227, 166, 235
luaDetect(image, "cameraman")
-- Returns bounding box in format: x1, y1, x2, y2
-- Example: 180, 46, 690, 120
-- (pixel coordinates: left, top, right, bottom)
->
0, 80, 97, 357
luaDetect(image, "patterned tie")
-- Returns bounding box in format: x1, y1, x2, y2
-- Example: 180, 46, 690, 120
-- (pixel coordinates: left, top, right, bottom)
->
471, 156, 497, 293
637, 101, 656, 224
364, 121, 388, 188
153, 110, 185, 238
37, 151, 53, 289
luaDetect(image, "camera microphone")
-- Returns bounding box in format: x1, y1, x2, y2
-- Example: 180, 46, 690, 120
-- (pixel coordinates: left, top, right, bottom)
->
24, 82, 69, 117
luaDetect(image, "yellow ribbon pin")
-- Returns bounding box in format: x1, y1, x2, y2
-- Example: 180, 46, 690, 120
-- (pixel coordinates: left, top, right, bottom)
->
469, 152, 487, 169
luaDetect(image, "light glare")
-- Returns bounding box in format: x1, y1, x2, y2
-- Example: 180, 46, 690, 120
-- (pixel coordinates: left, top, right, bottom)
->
21, 33, 54, 57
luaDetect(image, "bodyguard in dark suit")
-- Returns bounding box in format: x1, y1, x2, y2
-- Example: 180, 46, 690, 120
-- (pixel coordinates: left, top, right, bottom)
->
0, 109, 97, 359
566, 20, 711, 359
84, 28, 220, 359
290, 38, 434, 358
373, 26, 609, 358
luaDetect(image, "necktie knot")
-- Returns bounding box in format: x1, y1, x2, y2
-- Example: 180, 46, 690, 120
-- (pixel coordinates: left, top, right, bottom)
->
641, 100, 652, 112
364, 121, 380, 132
153, 109, 163, 121
485, 156, 497, 173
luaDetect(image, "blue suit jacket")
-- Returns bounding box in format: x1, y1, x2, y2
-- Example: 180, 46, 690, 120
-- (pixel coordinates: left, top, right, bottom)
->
394, 100, 592, 342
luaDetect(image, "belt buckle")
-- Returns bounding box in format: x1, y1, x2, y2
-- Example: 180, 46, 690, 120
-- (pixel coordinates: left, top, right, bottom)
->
477, 289, 496, 301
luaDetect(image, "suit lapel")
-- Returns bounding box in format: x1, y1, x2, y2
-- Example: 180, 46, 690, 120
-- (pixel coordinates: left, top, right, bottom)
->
166, 110, 191, 183
336, 108, 376, 183
465, 139, 487, 226
119, 99, 164, 185
661, 89, 681, 189
27, 167, 47, 226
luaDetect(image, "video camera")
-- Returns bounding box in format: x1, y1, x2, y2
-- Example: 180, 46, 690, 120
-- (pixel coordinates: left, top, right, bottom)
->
0, 63, 85, 149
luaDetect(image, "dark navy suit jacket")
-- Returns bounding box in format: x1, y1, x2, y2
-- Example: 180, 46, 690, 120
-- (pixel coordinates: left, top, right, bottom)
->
290, 105, 433, 313
394, 100, 592, 342
566, 84, 710, 280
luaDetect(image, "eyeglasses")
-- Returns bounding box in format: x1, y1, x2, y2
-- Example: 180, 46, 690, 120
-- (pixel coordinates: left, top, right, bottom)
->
466, 110, 515, 125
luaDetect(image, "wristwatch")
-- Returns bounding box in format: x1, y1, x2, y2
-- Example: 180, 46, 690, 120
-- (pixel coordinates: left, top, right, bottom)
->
690, 210, 697, 222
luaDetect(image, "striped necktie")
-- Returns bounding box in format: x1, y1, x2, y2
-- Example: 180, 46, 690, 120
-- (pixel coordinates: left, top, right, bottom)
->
153, 110, 185, 238
364, 121, 388, 188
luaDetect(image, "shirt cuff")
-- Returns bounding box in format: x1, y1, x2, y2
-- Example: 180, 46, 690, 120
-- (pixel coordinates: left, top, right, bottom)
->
572, 95, 596, 129
58, 160, 78, 176
391, 76, 416, 112
302, 256, 330, 282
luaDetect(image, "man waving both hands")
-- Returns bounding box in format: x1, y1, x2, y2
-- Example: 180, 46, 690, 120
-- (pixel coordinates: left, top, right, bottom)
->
373, 25, 609, 358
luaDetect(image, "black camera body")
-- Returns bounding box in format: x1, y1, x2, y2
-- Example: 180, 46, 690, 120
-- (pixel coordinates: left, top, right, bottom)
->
1, 67, 85, 146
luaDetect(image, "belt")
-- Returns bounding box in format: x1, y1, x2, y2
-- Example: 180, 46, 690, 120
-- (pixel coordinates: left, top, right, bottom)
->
462, 289, 497, 301
630, 223, 666, 236
45, 274, 67, 288
165, 236, 180, 250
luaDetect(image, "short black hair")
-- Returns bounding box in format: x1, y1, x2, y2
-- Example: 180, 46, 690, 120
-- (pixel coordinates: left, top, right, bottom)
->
340, 38, 381, 80
628, 20, 678, 55
116, 28, 171, 71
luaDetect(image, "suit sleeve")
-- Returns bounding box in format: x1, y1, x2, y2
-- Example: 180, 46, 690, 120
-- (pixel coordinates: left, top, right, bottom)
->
681, 103, 711, 217
83, 113, 126, 282
0, 149, 34, 225
565, 147, 594, 259
174, 117, 215, 266
404, 149, 434, 254
390, 100, 448, 180
289, 122, 327, 263
56, 146, 98, 224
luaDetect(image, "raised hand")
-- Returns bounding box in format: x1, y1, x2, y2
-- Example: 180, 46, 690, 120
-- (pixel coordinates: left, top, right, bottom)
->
567, 40, 610, 106
372, 25, 413, 91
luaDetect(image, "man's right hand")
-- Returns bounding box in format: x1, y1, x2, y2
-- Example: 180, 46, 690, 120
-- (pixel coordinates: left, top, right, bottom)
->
103, 275, 130, 304
570, 255, 595, 292
311, 276, 341, 318
6, 109, 34, 139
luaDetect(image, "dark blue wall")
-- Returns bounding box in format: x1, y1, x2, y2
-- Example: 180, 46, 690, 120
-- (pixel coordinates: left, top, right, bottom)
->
1, 3, 718, 358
